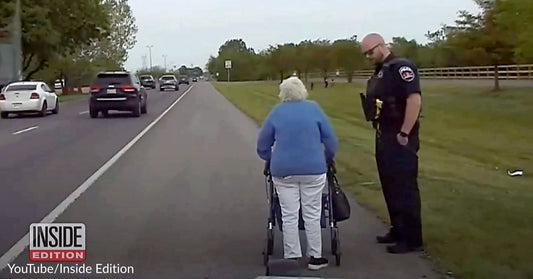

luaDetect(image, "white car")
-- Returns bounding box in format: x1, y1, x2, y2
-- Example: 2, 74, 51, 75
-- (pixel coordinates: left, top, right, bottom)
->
0, 81, 59, 118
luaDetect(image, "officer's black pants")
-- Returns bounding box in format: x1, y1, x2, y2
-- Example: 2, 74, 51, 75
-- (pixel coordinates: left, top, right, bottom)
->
375, 131, 422, 247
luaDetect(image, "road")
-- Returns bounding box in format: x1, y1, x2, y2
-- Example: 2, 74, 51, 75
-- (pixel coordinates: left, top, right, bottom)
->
0, 82, 443, 279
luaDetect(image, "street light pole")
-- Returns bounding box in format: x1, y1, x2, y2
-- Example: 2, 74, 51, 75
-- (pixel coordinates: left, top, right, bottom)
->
163, 55, 167, 72
146, 45, 154, 71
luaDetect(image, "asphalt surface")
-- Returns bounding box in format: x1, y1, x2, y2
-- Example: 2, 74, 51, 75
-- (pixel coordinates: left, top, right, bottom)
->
0, 82, 443, 279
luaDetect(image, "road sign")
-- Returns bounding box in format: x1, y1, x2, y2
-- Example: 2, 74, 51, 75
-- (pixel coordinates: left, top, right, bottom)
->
225, 60, 232, 69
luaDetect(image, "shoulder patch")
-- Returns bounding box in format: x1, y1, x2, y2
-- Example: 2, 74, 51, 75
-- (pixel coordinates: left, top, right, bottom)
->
399, 66, 415, 82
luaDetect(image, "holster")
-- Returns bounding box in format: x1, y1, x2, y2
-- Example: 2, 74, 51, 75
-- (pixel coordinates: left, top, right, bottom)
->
360, 92, 382, 123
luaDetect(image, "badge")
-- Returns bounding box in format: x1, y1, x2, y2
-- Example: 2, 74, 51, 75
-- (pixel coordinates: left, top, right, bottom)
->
377, 70, 383, 78
399, 66, 415, 82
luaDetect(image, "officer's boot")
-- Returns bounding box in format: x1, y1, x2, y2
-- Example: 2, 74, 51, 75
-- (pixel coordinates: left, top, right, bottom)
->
376, 230, 397, 244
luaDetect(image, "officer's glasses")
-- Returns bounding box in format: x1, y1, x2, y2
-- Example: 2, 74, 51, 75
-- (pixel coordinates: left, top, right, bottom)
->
364, 44, 380, 58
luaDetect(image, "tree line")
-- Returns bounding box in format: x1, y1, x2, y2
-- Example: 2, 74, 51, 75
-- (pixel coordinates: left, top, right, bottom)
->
206, 0, 533, 89
0, 0, 137, 88
136, 65, 204, 79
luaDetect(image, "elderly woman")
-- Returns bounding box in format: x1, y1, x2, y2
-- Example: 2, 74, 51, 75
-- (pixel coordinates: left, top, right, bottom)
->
257, 76, 338, 271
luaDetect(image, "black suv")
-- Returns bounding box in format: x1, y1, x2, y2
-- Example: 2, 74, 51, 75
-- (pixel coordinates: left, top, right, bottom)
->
89, 72, 147, 118
178, 76, 190, 85
140, 75, 156, 89
159, 75, 179, 91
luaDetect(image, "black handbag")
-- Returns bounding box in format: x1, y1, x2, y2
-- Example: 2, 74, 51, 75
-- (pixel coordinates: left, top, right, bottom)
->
328, 163, 351, 222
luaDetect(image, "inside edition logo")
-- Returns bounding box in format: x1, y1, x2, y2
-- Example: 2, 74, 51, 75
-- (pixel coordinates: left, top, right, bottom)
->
29, 223, 86, 261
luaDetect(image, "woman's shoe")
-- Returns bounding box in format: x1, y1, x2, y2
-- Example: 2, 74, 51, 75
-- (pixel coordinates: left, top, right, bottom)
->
308, 257, 328, 270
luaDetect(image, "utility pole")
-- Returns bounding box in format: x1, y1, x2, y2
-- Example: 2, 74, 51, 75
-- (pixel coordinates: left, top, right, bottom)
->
163, 55, 168, 72
141, 55, 147, 69
146, 45, 154, 71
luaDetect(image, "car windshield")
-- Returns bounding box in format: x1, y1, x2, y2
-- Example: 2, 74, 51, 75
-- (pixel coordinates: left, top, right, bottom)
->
140, 76, 152, 80
161, 77, 174, 80
5, 85, 37, 91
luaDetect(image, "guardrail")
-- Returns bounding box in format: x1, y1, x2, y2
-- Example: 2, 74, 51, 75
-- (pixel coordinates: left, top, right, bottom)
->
313, 64, 533, 80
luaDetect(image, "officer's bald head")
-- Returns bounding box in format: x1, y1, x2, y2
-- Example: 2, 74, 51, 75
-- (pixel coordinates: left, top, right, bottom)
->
361, 33, 390, 64
361, 33, 384, 52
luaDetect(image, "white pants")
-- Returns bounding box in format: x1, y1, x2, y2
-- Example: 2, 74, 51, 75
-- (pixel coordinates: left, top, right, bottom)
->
273, 173, 326, 259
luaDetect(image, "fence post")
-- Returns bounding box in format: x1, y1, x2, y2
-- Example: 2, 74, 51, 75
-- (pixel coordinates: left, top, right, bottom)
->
494, 65, 500, 90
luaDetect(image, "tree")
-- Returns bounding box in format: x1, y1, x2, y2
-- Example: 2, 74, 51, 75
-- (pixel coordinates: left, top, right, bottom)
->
331, 36, 363, 82
136, 66, 166, 79
309, 40, 332, 78
420, 26, 459, 67
267, 43, 297, 81
494, 0, 533, 63
390, 37, 420, 63
79, 0, 137, 68
0, 0, 15, 30
178, 65, 188, 76
209, 38, 258, 81
446, 0, 514, 90
191, 66, 203, 77
16, 0, 111, 80
206, 55, 218, 78
295, 40, 316, 82
32, 0, 137, 88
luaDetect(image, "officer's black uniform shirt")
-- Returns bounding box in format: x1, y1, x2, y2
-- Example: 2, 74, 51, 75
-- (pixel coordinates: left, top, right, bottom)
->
373, 53, 421, 132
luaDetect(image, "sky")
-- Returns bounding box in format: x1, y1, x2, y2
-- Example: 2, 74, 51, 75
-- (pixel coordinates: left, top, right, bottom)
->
124, 0, 481, 72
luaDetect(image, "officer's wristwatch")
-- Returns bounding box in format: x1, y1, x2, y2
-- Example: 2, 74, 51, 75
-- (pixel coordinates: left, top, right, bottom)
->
399, 131, 409, 137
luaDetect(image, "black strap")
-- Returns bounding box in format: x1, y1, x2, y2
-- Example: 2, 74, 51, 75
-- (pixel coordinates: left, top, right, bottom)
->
263, 161, 270, 176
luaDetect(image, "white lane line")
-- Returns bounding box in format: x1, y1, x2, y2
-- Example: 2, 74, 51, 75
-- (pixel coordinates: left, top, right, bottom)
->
0, 86, 194, 271
12, 126, 39, 135
79, 110, 89, 115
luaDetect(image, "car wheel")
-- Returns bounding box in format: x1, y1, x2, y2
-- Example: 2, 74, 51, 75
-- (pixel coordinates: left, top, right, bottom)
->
102, 110, 109, 117
52, 100, 59, 114
141, 98, 147, 114
160, 87, 164, 92
39, 101, 47, 117
132, 99, 141, 117
89, 106, 98, 118
1, 112, 8, 119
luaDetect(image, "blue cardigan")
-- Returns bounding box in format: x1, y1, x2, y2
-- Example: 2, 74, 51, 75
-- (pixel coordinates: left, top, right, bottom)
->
257, 100, 338, 177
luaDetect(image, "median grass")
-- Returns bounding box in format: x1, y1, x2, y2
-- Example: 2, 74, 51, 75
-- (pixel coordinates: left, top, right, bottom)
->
213, 81, 533, 279
57, 93, 88, 103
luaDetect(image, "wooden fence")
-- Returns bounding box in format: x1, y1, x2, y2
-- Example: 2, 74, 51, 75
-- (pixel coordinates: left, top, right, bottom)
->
310, 64, 533, 80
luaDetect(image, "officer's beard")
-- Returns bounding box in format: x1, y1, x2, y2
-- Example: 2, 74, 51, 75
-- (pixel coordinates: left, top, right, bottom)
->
373, 52, 387, 67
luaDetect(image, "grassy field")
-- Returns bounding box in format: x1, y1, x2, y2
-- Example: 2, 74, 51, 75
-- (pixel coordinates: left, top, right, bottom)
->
212, 80, 533, 279
57, 93, 88, 103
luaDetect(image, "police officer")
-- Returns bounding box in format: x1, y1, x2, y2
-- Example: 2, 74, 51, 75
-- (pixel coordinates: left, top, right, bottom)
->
360, 33, 423, 254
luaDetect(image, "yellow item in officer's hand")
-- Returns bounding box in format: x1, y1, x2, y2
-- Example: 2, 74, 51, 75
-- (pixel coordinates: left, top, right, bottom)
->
374, 99, 383, 120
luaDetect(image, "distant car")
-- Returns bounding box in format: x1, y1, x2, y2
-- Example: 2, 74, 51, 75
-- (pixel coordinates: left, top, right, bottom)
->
192, 77, 198, 82
140, 75, 156, 89
159, 75, 179, 91
178, 76, 190, 85
89, 71, 147, 118
0, 81, 59, 118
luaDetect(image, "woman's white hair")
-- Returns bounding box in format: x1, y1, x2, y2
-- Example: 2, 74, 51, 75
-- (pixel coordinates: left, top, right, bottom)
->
278, 76, 308, 102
